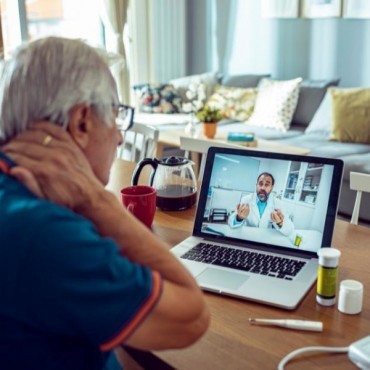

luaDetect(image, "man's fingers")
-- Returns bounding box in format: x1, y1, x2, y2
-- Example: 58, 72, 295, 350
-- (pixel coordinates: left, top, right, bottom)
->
4, 152, 53, 173
3, 122, 73, 151
275, 208, 281, 215
239, 204, 249, 217
4, 130, 71, 148
275, 209, 284, 220
4, 144, 67, 165
9, 167, 45, 198
30, 121, 71, 141
4, 135, 86, 166
271, 210, 284, 224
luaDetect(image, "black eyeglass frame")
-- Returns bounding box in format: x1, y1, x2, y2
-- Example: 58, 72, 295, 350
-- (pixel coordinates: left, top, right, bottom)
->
116, 104, 135, 132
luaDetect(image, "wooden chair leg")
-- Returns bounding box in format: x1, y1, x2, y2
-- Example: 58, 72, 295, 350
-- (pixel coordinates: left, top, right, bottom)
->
351, 191, 362, 225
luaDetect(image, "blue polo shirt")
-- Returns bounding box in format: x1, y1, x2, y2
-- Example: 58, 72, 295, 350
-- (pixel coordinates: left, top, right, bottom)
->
0, 152, 162, 370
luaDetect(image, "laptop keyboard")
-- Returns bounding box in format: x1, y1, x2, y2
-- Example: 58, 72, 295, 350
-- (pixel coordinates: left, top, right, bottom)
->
181, 243, 306, 280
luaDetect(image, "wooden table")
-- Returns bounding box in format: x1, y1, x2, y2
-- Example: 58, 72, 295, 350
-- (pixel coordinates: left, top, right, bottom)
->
156, 127, 309, 177
108, 159, 370, 370
158, 127, 309, 156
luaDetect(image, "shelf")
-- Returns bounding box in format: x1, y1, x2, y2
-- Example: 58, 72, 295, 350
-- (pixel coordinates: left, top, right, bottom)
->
307, 164, 324, 169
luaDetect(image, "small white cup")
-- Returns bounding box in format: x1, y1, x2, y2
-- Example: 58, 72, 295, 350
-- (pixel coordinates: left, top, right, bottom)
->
338, 280, 364, 315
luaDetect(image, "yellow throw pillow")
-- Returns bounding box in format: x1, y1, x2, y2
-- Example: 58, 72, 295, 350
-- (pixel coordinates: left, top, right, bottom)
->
330, 88, 370, 143
207, 85, 258, 121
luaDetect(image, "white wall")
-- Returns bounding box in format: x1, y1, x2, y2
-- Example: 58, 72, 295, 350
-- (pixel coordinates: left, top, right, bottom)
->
187, 0, 370, 87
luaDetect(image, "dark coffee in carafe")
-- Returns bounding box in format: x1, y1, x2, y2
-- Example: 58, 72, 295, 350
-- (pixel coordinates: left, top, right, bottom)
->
156, 185, 197, 211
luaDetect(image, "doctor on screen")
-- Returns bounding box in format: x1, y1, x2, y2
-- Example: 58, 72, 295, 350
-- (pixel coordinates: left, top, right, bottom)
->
228, 172, 294, 236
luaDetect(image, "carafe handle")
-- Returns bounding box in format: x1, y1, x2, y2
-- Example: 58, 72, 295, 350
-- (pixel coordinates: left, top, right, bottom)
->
131, 158, 158, 186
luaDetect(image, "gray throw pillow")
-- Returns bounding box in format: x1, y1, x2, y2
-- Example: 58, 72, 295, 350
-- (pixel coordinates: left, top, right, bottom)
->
169, 72, 219, 102
292, 78, 340, 127
221, 74, 271, 88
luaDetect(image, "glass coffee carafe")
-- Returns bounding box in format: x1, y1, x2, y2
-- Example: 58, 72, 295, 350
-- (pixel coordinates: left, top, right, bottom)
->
131, 156, 198, 211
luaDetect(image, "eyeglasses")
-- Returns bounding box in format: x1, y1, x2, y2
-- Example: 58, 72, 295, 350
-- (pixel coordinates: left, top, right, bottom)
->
115, 104, 135, 132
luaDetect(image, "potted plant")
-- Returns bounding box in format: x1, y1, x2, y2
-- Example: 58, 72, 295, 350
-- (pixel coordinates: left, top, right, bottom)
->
196, 105, 223, 139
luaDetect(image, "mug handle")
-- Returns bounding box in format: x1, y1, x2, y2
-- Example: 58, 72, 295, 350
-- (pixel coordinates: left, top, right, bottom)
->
131, 158, 158, 186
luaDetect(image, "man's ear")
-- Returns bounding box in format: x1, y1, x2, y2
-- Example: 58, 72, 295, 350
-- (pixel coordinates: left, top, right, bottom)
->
67, 104, 94, 149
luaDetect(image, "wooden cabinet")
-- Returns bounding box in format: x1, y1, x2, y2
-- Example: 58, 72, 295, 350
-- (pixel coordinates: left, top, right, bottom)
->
284, 162, 323, 206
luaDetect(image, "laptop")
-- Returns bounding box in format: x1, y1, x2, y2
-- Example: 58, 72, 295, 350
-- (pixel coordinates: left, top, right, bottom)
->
171, 147, 343, 310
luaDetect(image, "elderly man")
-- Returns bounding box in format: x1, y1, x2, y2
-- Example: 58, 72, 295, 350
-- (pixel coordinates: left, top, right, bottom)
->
228, 172, 294, 236
0, 37, 209, 370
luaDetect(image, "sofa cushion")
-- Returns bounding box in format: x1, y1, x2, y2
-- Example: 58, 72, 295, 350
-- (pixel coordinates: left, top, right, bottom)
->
277, 132, 370, 158
133, 83, 182, 113
207, 85, 258, 121
169, 72, 219, 103
305, 91, 332, 135
292, 78, 340, 127
330, 87, 370, 144
220, 73, 270, 88
247, 77, 302, 131
339, 153, 370, 181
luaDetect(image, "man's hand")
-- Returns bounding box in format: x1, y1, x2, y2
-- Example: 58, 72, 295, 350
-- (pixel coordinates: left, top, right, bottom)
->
3, 122, 104, 210
271, 208, 285, 227
236, 203, 250, 221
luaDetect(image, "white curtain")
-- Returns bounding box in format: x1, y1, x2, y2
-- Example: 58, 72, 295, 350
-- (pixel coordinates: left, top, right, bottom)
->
99, 0, 130, 103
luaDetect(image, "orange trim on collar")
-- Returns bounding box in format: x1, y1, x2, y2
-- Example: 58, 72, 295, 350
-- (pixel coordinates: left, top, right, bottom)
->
0, 160, 10, 174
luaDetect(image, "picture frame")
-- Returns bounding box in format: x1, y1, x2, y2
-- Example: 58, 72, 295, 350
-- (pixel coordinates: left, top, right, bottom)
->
302, 0, 342, 18
261, 0, 299, 19
343, 0, 370, 19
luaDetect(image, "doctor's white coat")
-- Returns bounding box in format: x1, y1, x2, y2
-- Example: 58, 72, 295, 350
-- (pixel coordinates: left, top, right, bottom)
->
228, 193, 294, 236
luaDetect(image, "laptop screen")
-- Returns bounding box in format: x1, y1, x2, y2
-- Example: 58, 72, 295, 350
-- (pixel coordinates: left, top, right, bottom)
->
193, 147, 343, 255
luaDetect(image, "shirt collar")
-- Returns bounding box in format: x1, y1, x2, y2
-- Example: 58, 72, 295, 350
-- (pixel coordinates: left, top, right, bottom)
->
256, 196, 269, 206
0, 151, 16, 174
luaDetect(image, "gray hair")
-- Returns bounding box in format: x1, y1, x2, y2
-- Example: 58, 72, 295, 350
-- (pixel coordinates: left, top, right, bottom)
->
0, 36, 119, 143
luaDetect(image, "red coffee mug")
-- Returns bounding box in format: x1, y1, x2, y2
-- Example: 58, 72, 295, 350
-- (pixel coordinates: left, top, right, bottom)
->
120, 185, 157, 228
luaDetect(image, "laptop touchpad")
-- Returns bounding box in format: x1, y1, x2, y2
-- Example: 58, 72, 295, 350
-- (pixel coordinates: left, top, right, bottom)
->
196, 268, 249, 290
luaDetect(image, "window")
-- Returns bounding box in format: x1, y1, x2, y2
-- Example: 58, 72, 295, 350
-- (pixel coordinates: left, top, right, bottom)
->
0, 0, 104, 57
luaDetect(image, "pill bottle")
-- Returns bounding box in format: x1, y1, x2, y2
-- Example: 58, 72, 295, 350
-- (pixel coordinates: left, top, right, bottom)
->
294, 233, 302, 247
316, 248, 341, 306
338, 280, 364, 315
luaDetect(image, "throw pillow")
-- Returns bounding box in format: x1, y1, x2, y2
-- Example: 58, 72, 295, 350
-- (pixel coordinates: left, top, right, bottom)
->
247, 77, 302, 131
133, 83, 182, 114
330, 87, 370, 144
169, 72, 219, 102
220, 73, 271, 88
292, 78, 340, 127
207, 85, 258, 121
305, 91, 332, 135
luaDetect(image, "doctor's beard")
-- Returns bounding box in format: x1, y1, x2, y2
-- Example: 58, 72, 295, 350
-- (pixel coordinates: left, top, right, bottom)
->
257, 190, 268, 202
